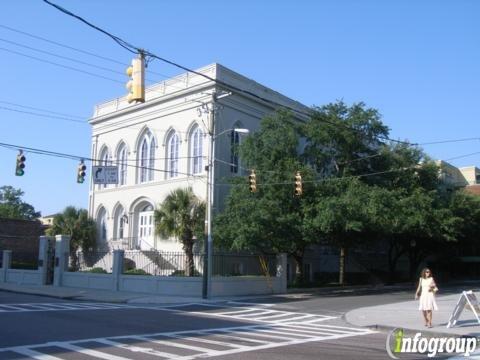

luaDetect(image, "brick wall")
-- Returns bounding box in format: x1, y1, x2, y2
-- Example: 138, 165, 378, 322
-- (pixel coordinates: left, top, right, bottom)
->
0, 218, 45, 254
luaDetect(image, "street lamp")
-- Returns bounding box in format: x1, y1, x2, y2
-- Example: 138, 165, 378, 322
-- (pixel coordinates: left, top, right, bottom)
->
202, 95, 249, 299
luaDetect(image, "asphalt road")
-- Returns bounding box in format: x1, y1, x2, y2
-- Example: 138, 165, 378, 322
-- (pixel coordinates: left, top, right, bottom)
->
0, 289, 447, 359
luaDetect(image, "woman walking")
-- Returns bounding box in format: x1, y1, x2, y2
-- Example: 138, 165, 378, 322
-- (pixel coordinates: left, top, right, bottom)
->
415, 268, 438, 328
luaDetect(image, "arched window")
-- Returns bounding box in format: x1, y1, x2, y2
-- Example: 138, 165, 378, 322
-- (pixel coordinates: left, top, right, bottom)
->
230, 130, 240, 173
97, 207, 107, 243
98, 147, 111, 189
190, 126, 203, 174
115, 207, 126, 240
138, 130, 155, 183
167, 132, 179, 178
117, 143, 128, 186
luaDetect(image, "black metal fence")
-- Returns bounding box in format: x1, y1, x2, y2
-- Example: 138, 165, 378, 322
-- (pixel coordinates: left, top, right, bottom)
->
71, 251, 112, 273
212, 253, 277, 277
123, 250, 203, 276
67, 250, 278, 277
11, 251, 38, 270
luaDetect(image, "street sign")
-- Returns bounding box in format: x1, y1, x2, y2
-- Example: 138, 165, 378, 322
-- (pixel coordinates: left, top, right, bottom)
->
447, 290, 480, 328
92, 166, 118, 184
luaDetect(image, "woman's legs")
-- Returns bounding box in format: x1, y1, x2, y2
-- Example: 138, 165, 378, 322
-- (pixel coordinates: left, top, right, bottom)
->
426, 310, 432, 327
422, 310, 428, 325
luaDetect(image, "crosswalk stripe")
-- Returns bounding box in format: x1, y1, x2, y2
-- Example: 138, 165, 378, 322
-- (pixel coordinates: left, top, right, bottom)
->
53, 342, 132, 360
254, 312, 297, 320
206, 331, 272, 345
133, 335, 221, 354
95, 338, 182, 359
268, 314, 317, 322
253, 328, 314, 338
13, 347, 65, 360
215, 308, 263, 316
164, 333, 247, 349
0, 305, 25, 311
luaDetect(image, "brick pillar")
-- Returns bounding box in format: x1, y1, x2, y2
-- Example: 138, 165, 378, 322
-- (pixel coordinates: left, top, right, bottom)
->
53, 235, 70, 287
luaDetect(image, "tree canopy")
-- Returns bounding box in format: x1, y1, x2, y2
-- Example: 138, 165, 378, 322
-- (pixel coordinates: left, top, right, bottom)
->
214, 101, 480, 284
0, 186, 40, 220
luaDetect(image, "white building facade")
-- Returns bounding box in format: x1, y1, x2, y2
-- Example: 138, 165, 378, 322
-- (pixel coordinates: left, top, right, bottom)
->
89, 63, 309, 252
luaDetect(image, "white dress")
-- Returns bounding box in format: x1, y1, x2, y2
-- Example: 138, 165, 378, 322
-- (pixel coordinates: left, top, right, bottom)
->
418, 277, 438, 311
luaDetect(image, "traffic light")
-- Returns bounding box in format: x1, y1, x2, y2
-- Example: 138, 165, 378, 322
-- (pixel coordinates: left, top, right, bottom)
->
15, 150, 25, 176
294, 171, 302, 196
249, 169, 257, 193
77, 160, 86, 183
126, 53, 145, 104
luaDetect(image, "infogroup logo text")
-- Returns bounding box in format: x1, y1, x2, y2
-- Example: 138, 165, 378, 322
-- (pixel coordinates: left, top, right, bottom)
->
386, 328, 477, 358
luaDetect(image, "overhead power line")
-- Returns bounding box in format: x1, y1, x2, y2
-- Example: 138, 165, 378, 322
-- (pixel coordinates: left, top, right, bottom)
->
42, 0, 413, 147
0, 100, 86, 120
0, 141, 204, 179
0, 46, 123, 83
0, 23, 182, 81
0, 105, 87, 124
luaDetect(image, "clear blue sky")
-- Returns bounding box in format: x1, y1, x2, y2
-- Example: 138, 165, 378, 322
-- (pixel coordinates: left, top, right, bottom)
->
1, 0, 479, 216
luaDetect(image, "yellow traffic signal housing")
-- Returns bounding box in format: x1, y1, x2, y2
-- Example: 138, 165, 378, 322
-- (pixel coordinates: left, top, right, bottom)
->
294, 171, 302, 196
126, 54, 145, 103
77, 160, 87, 183
15, 150, 25, 176
249, 170, 257, 193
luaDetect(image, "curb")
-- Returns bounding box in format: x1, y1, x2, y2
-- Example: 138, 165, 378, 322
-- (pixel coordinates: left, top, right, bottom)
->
0, 286, 133, 303
364, 323, 477, 338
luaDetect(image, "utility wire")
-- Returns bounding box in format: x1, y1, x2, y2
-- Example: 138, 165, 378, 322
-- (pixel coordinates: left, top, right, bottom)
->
0, 100, 86, 120
0, 36, 126, 77
0, 141, 204, 179
0, 46, 123, 83
419, 137, 480, 146
0, 105, 87, 124
41, 0, 412, 147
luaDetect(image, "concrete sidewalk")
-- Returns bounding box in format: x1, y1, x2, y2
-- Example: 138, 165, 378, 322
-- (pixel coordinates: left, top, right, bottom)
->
346, 291, 480, 337
0, 282, 209, 304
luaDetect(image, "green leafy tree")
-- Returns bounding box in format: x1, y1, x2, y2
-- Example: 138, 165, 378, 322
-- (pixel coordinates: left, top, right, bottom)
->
154, 188, 205, 276
47, 206, 96, 270
304, 178, 385, 284
215, 111, 316, 282
0, 186, 40, 220
304, 101, 389, 180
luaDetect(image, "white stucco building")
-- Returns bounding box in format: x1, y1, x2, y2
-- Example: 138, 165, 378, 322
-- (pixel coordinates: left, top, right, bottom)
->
89, 63, 309, 251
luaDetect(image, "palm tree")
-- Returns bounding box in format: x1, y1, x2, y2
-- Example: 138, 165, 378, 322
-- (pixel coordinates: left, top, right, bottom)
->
47, 206, 96, 270
154, 188, 205, 276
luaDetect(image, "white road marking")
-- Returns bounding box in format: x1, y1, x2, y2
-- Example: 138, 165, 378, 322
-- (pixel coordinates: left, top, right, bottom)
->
0, 322, 376, 359
52, 342, 132, 360
185, 303, 337, 325
133, 335, 223, 354
95, 338, 183, 359
12, 347, 65, 360
164, 333, 248, 349
0, 302, 138, 313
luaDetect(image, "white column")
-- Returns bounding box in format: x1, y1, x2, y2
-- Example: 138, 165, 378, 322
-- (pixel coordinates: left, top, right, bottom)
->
1, 250, 12, 283
38, 236, 53, 285
53, 235, 70, 287
112, 250, 124, 291
276, 253, 288, 293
